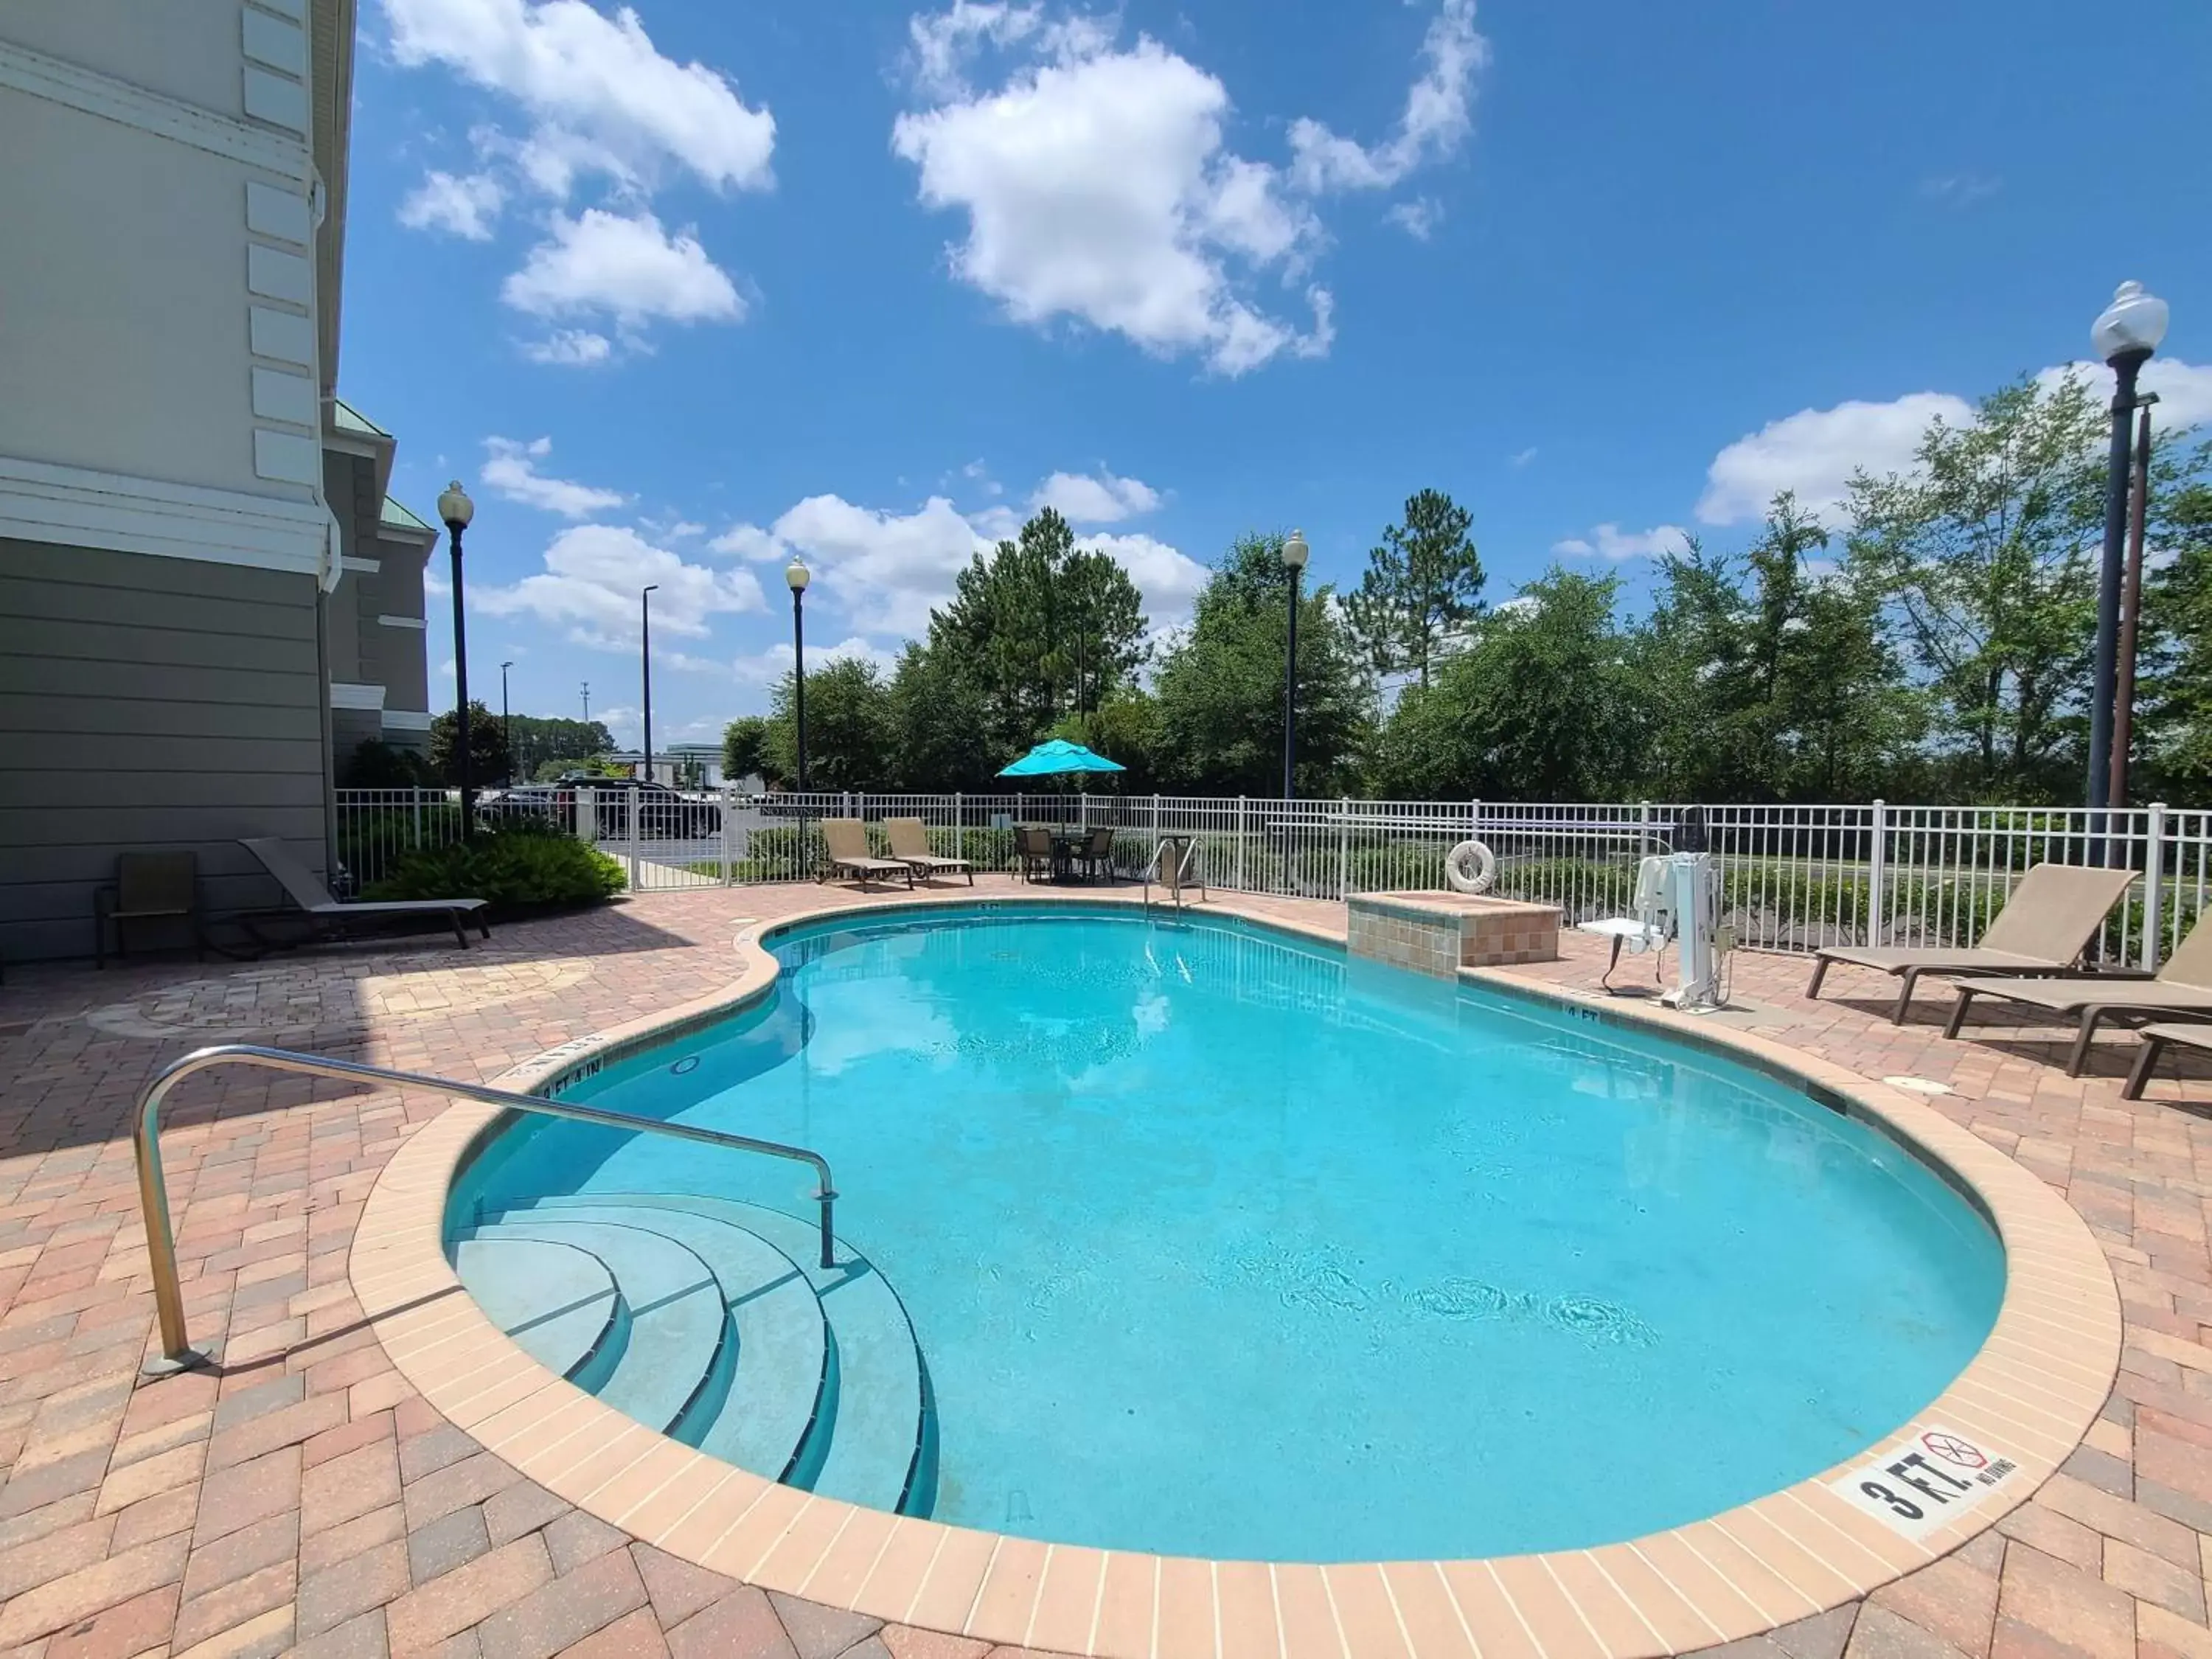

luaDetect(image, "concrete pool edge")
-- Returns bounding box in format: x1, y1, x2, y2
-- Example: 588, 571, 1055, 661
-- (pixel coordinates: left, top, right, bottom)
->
349, 889, 2121, 1659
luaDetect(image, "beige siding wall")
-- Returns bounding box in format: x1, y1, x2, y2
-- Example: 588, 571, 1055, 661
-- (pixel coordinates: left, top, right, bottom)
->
0, 538, 330, 961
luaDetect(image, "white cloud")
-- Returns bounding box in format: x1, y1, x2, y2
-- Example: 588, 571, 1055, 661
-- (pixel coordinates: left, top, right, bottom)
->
731, 634, 903, 686
397, 169, 504, 238
1287, 0, 1484, 194
503, 209, 742, 328
521, 328, 613, 366
712, 470, 1206, 639
1507, 445, 1537, 467
1696, 392, 1972, 528
892, 24, 1330, 375
381, 0, 775, 195
907, 0, 1042, 100
1919, 173, 2000, 207
1030, 469, 1161, 524
1552, 523, 1693, 560
1697, 360, 2212, 530
1387, 197, 1441, 240
2037, 358, 2212, 434
480, 436, 627, 517
720, 495, 991, 636
476, 524, 767, 650
1077, 530, 1208, 633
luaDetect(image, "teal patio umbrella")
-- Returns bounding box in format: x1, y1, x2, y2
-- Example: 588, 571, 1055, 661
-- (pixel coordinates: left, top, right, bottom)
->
996, 739, 1126, 778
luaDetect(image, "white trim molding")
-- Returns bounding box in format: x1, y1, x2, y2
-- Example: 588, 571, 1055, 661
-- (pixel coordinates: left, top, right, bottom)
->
0, 454, 327, 576
0, 40, 309, 181
381, 709, 434, 734
377, 613, 428, 630
330, 682, 387, 712
340, 556, 380, 573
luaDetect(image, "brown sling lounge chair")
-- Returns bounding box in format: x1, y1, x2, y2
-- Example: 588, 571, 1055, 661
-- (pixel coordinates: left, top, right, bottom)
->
1805, 863, 2137, 1023
819, 818, 914, 888
1945, 915, 2212, 1076
883, 818, 973, 885
2125, 1024, 2212, 1102
240, 837, 489, 948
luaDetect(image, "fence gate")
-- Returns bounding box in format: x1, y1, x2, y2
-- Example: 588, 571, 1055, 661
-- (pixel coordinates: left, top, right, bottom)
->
578, 787, 728, 892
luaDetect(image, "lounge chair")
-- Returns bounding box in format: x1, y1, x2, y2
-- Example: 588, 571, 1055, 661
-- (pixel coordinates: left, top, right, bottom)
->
239, 837, 489, 949
818, 818, 914, 889
883, 818, 973, 886
1015, 826, 1055, 883
1944, 916, 2212, 1076
96, 851, 203, 968
1806, 863, 2137, 1023
1077, 826, 1116, 883
2125, 1024, 2212, 1102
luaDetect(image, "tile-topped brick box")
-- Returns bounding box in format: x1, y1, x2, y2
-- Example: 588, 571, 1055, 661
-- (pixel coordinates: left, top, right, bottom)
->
1348, 888, 1561, 975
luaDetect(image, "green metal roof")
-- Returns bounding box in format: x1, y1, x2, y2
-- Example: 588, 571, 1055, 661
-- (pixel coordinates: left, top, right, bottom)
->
331, 397, 389, 438
380, 495, 433, 532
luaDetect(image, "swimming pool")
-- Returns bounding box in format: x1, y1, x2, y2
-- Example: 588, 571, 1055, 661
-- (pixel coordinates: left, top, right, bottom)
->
449, 902, 2005, 1562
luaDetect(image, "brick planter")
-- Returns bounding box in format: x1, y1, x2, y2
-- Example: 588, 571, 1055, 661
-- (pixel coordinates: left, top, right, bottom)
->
1346, 889, 1562, 976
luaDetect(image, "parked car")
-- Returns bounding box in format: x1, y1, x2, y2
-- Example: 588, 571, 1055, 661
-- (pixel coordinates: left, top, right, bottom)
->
499, 776, 722, 838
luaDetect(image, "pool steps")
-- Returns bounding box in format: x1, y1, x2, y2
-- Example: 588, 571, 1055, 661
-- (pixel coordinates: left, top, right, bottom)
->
452, 1192, 931, 1515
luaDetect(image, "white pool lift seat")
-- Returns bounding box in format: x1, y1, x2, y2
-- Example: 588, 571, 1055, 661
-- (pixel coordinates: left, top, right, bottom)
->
1577, 855, 1673, 988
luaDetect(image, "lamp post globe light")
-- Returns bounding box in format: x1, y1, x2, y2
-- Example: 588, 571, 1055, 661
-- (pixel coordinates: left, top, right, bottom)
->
1281, 529, 1309, 800
436, 481, 476, 838
2087, 282, 2168, 835
786, 557, 810, 790
640, 584, 659, 787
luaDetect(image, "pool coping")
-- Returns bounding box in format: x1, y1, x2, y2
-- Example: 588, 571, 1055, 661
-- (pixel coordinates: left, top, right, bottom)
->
349, 888, 2121, 1659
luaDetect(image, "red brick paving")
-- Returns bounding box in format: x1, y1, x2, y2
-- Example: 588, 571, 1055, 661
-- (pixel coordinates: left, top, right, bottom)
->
0, 881, 2208, 1658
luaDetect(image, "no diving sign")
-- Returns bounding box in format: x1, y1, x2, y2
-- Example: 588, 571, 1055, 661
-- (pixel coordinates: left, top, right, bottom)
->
1829, 1425, 2021, 1537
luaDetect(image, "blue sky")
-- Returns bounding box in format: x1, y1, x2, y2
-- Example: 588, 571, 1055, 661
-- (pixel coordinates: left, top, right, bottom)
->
338, 0, 2212, 749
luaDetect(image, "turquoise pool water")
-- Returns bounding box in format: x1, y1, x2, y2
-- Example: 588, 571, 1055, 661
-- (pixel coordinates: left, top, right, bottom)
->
459, 905, 2004, 1561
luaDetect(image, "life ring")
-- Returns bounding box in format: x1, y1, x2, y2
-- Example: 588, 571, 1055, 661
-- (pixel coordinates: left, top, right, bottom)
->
1444, 838, 1496, 894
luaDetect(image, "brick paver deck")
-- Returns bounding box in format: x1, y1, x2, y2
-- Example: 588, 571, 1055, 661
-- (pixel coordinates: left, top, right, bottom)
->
0, 880, 2206, 1658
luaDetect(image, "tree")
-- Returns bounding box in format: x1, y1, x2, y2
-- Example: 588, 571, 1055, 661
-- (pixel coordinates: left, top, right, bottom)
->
2140, 481, 2212, 798
1627, 495, 1921, 801
884, 641, 1001, 790
1370, 568, 1637, 799
429, 701, 509, 788
505, 716, 615, 780
1343, 489, 1486, 686
721, 715, 776, 787
930, 508, 1149, 754
1152, 533, 1372, 796
763, 660, 892, 790
1845, 374, 2108, 801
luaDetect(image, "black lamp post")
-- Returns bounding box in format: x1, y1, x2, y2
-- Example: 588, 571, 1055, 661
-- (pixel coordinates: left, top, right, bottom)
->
1281, 528, 1308, 799
499, 661, 513, 785
2087, 281, 2168, 847
437, 481, 476, 838
786, 558, 810, 789
640, 584, 659, 785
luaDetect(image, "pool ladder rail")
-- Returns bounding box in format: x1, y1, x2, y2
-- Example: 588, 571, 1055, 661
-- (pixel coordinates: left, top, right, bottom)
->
1144, 835, 1208, 909
131, 1043, 839, 1374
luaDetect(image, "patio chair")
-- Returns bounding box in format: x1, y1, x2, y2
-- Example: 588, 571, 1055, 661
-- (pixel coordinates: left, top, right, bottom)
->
95, 851, 203, 968
239, 837, 489, 949
2125, 1024, 2212, 1102
1015, 826, 1055, 883
1077, 825, 1116, 883
884, 817, 973, 886
1805, 863, 2137, 1023
1944, 914, 2212, 1076
819, 818, 914, 889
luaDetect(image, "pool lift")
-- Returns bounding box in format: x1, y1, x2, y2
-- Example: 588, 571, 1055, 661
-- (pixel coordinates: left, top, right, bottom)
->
1578, 849, 1732, 1014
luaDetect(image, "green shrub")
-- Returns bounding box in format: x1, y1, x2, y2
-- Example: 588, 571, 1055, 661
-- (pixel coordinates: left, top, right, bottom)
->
364, 821, 625, 911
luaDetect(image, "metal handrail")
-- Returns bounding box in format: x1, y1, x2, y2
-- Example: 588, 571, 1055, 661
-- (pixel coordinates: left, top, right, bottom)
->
133, 1043, 838, 1373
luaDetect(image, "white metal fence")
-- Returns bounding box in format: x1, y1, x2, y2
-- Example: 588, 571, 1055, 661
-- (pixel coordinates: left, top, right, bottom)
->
335, 788, 2212, 967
